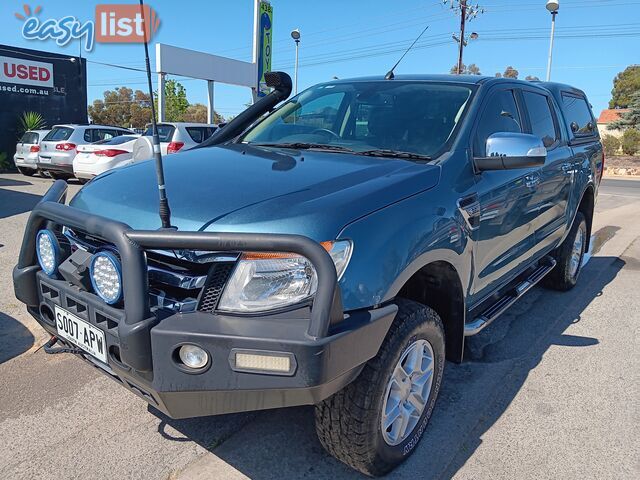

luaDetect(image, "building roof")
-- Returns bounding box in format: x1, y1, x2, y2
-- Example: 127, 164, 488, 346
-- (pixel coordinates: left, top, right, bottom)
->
598, 109, 629, 124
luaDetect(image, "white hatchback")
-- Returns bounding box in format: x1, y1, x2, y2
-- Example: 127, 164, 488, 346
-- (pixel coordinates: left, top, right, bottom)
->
73, 135, 140, 181
13, 129, 50, 176
142, 122, 218, 155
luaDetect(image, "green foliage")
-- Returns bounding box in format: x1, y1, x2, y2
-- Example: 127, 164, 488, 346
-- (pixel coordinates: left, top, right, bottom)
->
609, 65, 640, 109
163, 79, 189, 122
182, 103, 224, 124
88, 87, 152, 128
621, 128, 640, 155
611, 92, 640, 130
525, 75, 540, 81
0, 152, 11, 171
19, 111, 46, 134
602, 135, 621, 156
503, 66, 519, 79
449, 63, 481, 75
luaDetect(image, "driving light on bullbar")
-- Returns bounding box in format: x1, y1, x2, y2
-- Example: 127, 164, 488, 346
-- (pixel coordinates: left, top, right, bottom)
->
90, 251, 123, 304
178, 345, 209, 369
36, 229, 60, 276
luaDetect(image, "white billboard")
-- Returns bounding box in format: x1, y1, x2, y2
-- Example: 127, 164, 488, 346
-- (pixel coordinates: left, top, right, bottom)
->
0, 56, 54, 88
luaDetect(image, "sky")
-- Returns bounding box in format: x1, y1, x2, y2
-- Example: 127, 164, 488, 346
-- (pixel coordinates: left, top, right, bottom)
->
0, 0, 638, 119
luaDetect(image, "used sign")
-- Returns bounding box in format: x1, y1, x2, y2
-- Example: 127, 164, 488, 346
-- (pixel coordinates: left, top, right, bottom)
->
0, 56, 54, 88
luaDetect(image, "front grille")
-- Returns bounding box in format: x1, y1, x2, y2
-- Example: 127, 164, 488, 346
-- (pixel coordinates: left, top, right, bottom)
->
198, 262, 235, 313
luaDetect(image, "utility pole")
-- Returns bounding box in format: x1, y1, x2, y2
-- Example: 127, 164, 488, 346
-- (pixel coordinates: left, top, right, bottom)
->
457, 0, 467, 75
445, 1, 484, 75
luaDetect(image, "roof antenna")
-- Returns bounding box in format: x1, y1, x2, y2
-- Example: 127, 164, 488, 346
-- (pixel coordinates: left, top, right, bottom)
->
139, 0, 172, 229
385, 25, 430, 80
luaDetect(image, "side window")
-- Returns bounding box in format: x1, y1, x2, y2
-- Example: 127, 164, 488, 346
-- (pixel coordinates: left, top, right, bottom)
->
562, 93, 596, 137
84, 129, 94, 143
186, 127, 205, 143
523, 91, 558, 148
474, 90, 522, 156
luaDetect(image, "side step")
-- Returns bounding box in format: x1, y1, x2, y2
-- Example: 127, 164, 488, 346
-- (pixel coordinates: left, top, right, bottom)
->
464, 256, 557, 336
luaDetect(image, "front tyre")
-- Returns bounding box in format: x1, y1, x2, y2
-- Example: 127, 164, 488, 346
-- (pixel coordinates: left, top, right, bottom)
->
545, 211, 587, 291
315, 299, 445, 476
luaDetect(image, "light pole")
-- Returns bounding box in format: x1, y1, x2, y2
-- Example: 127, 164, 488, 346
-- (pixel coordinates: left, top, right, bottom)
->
291, 29, 301, 94
546, 0, 559, 81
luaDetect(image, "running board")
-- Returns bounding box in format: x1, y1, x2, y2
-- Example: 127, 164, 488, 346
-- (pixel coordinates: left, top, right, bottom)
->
464, 256, 557, 336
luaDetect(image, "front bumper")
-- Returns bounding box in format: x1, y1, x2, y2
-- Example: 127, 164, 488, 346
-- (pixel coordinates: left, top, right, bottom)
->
13, 181, 397, 418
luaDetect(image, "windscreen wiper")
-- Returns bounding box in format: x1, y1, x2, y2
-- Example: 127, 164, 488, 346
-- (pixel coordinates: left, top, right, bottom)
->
249, 142, 355, 153
354, 149, 432, 161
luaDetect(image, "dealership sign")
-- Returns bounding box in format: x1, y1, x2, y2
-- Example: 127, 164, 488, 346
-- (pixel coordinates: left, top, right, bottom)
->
256, 0, 273, 97
15, 4, 160, 52
0, 56, 53, 88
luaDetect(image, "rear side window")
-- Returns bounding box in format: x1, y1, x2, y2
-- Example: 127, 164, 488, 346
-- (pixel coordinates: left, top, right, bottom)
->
19, 132, 39, 144
43, 127, 73, 141
474, 90, 522, 156
562, 93, 596, 137
523, 91, 558, 148
95, 135, 138, 145
185, 127, 216, 143
143, 124, 175, 142
84, 129, 94, 142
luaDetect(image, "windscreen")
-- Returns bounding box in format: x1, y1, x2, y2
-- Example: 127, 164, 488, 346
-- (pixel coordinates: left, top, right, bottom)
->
43, 127, 73, 141
242, 81, 473, 157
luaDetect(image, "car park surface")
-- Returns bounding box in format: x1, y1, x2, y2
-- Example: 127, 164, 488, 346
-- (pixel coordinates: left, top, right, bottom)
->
0, 174, 638, 479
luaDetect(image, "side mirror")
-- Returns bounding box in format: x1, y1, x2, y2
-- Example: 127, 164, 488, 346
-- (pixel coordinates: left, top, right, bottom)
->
475, 132, 546, 171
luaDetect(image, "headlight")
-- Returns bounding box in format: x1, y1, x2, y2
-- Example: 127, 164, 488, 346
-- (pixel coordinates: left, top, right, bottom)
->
90, 251, 123, 304
36, 229, 61, 276
218, 240, 352, 313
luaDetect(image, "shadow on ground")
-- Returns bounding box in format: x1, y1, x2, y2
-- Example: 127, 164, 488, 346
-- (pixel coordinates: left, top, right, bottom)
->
0, 312, 35, 365
151, 255, 623, 479
0, 185, 43, 219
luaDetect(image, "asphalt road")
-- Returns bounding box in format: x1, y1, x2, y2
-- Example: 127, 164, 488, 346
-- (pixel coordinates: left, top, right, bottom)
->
0, 174, 638, 480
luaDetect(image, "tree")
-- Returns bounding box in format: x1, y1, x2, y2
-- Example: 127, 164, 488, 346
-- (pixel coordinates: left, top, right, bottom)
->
621, 128, 640, 155
611, 92, 640, 130
449, 63, 481, 75
182, 103, 225, 124
88, 87, 152, 128
503, 66, 519, 79
18, 111, 46, 135
525, 75, 540, 81
163, 79, 189, 122
602, 135, 621, 156
609, 65, 640, 109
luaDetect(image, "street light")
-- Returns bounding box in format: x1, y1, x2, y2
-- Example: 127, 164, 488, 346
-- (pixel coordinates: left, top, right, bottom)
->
546, 0, 559, 81
291, 28, 301, 94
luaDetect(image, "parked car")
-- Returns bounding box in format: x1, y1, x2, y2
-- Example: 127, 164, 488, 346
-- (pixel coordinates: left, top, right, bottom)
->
14, 73, 603, 476
142, 122, 218, 154
73, 135, 141, 182
13, 129, 50, 176
38, 124, 134, 180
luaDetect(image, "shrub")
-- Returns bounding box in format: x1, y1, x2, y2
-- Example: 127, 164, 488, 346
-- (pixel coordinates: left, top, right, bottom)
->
602, 135, 621, 156
621, 128, 640, 155
0, 152, 11, 171
19, 111, 46, 136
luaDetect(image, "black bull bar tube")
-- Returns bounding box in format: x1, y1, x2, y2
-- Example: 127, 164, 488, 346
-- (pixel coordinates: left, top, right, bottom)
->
14, 180, 341, 372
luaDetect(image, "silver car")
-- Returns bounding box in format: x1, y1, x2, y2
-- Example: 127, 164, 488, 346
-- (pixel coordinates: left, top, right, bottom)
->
13, 129, 50, 176
38, 124, 134, 180
142, 122, 218, 155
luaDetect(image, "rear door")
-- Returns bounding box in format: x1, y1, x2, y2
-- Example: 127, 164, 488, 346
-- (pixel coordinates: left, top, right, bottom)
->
470, 86, 540, 299
520, 88, 572, 251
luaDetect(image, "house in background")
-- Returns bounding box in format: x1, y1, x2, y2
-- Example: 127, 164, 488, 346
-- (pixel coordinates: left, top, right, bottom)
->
597, 108, 629, 138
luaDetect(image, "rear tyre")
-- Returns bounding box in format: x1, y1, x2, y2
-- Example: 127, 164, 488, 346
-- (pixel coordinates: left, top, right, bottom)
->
77, 178, 89, 185
545, 212, 587, 291
314, 298, 445, 476
17, 167, 35, 177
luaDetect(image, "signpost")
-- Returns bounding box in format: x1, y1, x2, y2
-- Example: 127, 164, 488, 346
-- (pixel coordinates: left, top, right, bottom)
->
254, 0, 273, 98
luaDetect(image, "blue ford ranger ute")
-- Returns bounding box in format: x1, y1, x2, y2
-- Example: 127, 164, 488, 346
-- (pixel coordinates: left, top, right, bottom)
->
13, 72, 603, 476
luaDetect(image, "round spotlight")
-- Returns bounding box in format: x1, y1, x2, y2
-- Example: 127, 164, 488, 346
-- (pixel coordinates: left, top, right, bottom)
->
90, 251, 122, 304
179, 345, 209, 369
36, 229, 60, 276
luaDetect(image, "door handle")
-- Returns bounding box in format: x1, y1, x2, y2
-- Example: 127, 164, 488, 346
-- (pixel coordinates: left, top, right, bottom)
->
524, 173, 540, 189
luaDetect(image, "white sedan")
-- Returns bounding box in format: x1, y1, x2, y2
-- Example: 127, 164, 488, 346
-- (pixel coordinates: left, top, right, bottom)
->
73, 135, 140, 181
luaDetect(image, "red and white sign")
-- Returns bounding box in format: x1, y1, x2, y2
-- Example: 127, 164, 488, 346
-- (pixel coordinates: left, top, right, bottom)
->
0, 56, 54, 88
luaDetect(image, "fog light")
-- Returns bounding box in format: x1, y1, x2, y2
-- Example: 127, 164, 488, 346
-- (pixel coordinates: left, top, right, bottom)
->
36, 229, 60, 276
231, 349, 296, 375
179, 344, 209, 369
90, 251, 122, 304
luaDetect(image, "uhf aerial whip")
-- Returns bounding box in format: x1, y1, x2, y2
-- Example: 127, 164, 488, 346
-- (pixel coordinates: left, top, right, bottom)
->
139, 0, 172, 229
384, 25, 430, 80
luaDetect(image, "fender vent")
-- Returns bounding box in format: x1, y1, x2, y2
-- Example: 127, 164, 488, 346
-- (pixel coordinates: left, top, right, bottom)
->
197, 262, 235, 313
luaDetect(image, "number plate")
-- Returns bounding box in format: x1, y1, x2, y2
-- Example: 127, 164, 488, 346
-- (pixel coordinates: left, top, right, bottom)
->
54, 306, 107, 363
40, 156, 52, 163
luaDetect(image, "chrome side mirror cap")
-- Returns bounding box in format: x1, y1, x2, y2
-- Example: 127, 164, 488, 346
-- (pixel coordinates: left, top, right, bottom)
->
475, 132, 547, 171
